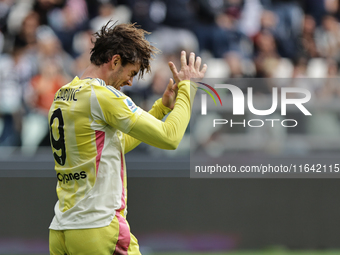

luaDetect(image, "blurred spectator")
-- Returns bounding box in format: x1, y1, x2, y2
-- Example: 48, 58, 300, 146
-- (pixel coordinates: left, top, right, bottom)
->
191, 0, 223, 55
86, 0, 103, 20
315, 14, 340, 61
162, 0, 195, 30
238, 0, 263, 37
316, 58, 340, 99
211, 0, 253, 58
128, 0, 198, 57
128, 0, 163, 32
35, 25, 75, 77
16, 11, 40, 50
292, 56, 308, 78
254, 30, 280, 78
145, 62, 170, 102
0, 38, 36, 146
297, 15, 319, 59
89, 1, 131, 32
224, 52, 253, 78
0, 0, 14, 32
260, 3, 303, 59
327, 58, 340, 77
27, 59, 67, 115
148, 26, 199, 55
47, 0, 88, 56
25, 59, 68, 146
72, 29, 92, 76
302, 0, 338, 25
6, 0, 34, 36
259, 9, 277, 33
136, 0, 198, 58
33, 0, 66, 25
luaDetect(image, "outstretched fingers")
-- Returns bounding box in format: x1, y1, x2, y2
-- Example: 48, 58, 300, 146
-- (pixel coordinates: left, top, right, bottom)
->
200, 64, 208, 76
180, 51, 187, 69
188, 52, 195, 67
169, 51, 207, 82
169, 61, 179, 82
195, 56, 202, 71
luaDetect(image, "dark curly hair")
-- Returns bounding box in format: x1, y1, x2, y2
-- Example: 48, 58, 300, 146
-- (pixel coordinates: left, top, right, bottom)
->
90, 21, 159, 79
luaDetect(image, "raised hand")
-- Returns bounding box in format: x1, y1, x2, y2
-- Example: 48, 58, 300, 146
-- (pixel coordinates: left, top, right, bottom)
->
162, 78, 178, 109
168, 51, 207, 85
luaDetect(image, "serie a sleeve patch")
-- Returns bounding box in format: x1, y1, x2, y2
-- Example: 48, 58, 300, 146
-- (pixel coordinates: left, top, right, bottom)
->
123, 98, 138, 113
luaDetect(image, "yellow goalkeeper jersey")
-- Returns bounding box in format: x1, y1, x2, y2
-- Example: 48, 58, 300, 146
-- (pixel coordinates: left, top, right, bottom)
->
49, 76, 196, 230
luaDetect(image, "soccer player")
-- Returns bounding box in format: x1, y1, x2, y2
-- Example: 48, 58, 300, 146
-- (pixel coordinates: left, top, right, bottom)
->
48, 22, 207, 255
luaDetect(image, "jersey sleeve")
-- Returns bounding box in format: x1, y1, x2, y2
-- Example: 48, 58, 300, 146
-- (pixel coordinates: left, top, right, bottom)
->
92, 80, 197, 150
148, 98, 172, 119
123, 98, 172, 154
127, 80, 197, 150
91, 85, 143, 134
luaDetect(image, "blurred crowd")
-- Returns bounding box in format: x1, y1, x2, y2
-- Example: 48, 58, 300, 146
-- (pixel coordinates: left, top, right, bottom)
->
1, 0, 340, 149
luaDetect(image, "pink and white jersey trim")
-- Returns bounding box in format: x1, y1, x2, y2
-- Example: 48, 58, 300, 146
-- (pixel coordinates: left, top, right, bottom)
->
95, 130, 105, 176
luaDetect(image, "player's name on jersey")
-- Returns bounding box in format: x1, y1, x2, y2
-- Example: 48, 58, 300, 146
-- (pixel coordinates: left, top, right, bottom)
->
54, 86, 82, 102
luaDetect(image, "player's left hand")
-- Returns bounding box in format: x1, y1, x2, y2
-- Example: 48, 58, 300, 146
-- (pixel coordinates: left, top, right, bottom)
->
162, 78, 178, 110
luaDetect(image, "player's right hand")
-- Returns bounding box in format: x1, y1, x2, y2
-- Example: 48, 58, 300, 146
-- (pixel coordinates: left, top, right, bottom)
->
168, 51, 207, 85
